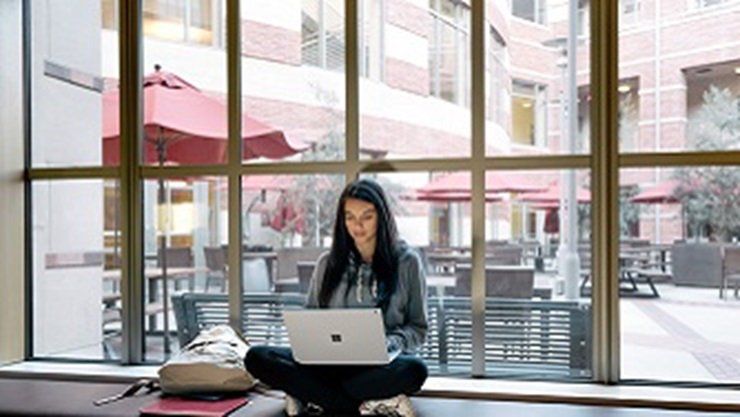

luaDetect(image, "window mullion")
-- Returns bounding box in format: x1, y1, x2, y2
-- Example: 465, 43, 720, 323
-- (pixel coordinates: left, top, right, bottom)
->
345, 0, 360, 181
226, 0, 244, 333
470, 0, 486, 377
319, 0, 327, 69
119, 0, 144, 364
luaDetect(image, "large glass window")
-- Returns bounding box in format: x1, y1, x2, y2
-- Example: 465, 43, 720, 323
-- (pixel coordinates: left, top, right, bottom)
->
488, 27, 509, 128
15, 0, 738, 392
512, 0, 547, 24
511, 81, 546, 147
619, 167, 740, 383
139, 5, 227, 167
618, 0, 740, 153
31, 1, 117, 168
302, 0, 345, 70
103, 0, 220, 47
32, 180, 115, 360
142, 176, 227, 361
484, 169, 592, 378
246, 0, 346, 163
358, 0, 470, 160
428, 0, 470, 105
239, 173, 344, 293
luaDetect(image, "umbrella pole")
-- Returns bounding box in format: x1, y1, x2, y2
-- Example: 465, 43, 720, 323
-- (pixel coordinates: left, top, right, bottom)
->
159, 176, 170, 356
156, 133, 171, 356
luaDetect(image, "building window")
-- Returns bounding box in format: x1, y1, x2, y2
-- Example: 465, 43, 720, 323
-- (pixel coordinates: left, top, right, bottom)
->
511, 80, 546, 146
302, 0, 383, 78
692, 0, 727, 8
620, 0, 640, 26
429, 0, 470, 105
488, 27, 508, 127
512, 0, 547, 24
101, 0, 221, 47
578, 0, 590, 36
360, 0, 384, 80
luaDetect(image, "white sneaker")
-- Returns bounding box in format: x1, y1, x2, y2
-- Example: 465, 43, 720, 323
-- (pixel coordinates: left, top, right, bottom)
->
284, 394, 324, 416
359, 394, 416, 417
284, 395, 304, 417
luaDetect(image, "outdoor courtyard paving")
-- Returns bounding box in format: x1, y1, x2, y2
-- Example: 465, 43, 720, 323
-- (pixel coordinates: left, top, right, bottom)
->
620, 284, 740, 383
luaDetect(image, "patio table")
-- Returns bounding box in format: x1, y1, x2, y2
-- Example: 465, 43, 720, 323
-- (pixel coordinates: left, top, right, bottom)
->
102, 266, 208, 354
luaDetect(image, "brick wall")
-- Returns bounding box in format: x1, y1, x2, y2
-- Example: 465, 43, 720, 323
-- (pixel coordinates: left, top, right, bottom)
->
241, 20, 301, 65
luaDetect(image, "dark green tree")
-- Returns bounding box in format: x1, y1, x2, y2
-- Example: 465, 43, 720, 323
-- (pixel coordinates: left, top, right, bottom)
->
673, 86, 740, 242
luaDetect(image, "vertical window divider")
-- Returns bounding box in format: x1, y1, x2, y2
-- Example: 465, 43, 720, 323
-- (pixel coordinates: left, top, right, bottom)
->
470, 0, 486, 377
319, 0, 327, 70
119, 0, 144, 364
345, 0, 360, 182
22, 0, 33, 361
590, 0, 621, 383
226, 0, 243, 331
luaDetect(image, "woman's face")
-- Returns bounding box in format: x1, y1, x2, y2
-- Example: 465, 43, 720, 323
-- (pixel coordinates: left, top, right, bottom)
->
344, 197, 378, 248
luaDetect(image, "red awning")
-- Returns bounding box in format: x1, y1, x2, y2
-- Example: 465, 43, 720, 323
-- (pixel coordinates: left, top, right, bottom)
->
417, 171, 545, 194
629, 180, 682, 204
517, 182, 591, 204
406, 190, 503, 202
102, 69, 304, 165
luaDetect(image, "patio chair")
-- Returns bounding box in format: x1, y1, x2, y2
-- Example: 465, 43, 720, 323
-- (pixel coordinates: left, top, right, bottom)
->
203, 246, 227, 292
486, 245, 523, 266
720, 246, 740, 300
157, 246, 195, 292
454, 264, 535, 298
671, 243, 722, 288
296, 261, 316, 293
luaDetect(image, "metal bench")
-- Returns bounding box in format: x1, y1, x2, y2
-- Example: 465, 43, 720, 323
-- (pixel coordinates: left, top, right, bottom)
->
423, 297, 591, 377
172, 293, 591, 377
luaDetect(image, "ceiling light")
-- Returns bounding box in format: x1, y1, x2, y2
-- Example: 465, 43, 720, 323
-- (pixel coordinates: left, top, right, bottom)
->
618, 84, 631, 93
522, 101, 533, 108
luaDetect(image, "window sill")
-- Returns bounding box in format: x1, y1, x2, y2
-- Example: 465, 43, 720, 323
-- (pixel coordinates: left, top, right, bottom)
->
1, 362, 739, 412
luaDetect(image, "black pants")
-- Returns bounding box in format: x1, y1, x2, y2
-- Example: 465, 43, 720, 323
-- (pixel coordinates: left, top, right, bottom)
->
245, 346, 428, 413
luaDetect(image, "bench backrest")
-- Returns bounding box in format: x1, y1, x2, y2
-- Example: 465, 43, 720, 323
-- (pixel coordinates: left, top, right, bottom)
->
172, 293, 591, 376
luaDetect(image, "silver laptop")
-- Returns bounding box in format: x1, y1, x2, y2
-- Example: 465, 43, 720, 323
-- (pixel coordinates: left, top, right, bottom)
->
283, 308, 399, 365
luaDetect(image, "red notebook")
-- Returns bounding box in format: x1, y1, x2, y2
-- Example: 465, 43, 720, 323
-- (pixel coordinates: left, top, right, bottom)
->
139, 396, 249, 417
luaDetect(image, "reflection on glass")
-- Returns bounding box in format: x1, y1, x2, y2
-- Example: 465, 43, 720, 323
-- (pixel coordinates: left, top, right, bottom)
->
32, 180, 115, 360
619, 167, 740, 383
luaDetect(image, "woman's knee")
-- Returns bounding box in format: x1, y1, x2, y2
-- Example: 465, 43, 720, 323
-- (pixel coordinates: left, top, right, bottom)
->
244, 345, 280, 376
403, 357, 428, 390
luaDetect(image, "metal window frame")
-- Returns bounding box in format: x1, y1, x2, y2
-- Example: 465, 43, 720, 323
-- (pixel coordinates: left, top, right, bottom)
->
21, 0, 740, 387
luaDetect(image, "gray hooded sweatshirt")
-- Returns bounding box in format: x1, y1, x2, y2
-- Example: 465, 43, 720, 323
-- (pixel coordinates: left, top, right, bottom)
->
305, 246, 428, 354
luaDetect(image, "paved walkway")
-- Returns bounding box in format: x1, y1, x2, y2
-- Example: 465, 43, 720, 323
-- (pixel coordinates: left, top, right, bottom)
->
621, 284, 740, 383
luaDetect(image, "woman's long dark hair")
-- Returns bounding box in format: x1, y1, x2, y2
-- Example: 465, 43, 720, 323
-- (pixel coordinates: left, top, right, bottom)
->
319, 178, 401, 309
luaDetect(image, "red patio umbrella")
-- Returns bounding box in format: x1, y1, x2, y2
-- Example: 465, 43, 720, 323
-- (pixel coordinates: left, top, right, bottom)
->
417, 171, 545, 194
102, 66, 303, 165
406, 190, 504, 202
101, 67, 303, 355
517, 182, 591, 205
629, 180, 681, 204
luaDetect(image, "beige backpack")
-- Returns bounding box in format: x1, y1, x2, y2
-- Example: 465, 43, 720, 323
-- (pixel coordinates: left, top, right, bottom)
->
158, 325, 256, 396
